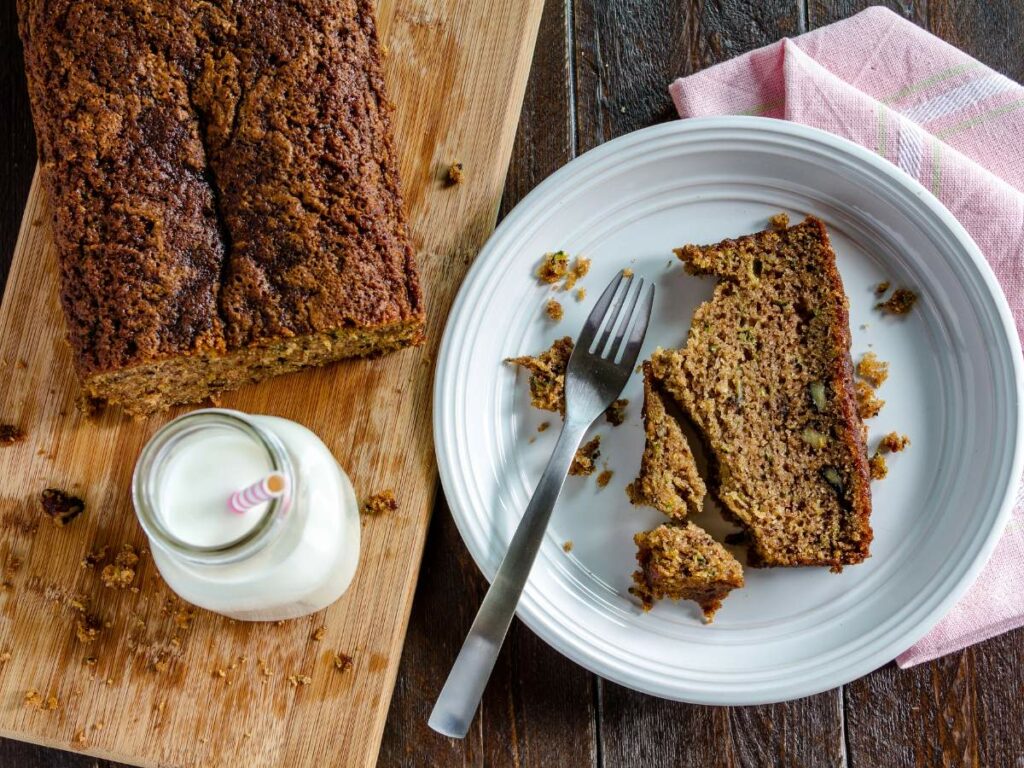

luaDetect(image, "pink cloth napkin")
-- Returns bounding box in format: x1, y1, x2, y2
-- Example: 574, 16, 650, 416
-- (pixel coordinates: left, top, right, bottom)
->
669, 6, 1024, 668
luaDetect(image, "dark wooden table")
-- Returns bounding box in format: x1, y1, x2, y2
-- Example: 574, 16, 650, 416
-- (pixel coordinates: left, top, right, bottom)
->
3, 2, 1023, 766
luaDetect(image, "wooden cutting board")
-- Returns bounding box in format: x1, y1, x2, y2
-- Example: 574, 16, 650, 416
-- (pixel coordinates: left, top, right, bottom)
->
0, 0, 543, 764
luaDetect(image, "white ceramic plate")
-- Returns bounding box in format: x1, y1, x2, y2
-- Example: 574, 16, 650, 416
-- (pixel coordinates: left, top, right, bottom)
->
433, 117, 1024, 705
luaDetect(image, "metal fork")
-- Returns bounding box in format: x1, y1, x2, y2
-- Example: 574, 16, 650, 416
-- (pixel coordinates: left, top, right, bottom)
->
429, 270, 655, 738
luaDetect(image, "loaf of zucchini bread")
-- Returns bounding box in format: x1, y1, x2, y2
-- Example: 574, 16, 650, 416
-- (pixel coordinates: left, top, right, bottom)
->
18, 0, 424, 416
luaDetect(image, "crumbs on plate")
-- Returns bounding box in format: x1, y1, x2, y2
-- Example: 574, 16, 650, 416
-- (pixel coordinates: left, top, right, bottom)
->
545, 299, 564, 322
569, 436, 601, 477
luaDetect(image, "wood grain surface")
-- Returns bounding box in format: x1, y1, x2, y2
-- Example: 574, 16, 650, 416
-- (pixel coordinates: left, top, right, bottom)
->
3, 1, 1024, 767
0, 0, 544, 766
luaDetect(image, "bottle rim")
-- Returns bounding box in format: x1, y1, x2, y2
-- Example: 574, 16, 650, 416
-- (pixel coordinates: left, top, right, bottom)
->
131, 408, 294, 565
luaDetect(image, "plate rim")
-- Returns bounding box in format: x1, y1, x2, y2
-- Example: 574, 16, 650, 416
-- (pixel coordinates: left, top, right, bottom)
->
432, 115, 1024, 704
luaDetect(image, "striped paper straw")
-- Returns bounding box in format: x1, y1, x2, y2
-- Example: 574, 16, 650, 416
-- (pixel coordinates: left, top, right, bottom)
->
228, 473, 288, 515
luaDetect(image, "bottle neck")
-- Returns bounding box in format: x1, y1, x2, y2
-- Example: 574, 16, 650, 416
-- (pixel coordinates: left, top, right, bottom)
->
132, 409, 296, 566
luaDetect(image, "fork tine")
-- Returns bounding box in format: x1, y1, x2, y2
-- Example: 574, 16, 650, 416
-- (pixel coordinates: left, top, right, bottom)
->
592, 271, 634, 354
606, 278, 644, 360
620, 282, 655, 365
576, 271, 624, 353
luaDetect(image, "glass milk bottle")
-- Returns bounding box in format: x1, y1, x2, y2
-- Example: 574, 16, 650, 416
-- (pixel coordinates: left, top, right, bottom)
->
132, 408, 360, 621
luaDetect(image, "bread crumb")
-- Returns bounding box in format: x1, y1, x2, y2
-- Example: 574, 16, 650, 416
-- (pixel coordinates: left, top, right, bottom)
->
622, 268, 634, 278
604, 398, 628, 426
173, 608, 195, 630
874, 281, 891, 295
879, 432, 910, 453
287, 674, 312, 687
876, 287, 917, 315
537, 251, 570, 284
575, 288, 586, 302
569, 436, 601, 476
537, 421, 550, 433
75, 615, 102, 644
562, 257, 591, 291
506, 337, 574, 414
446, 162, 465, 186
0, 424, 25, 446
869, 452, 888, 480
361, 490, 397, 516
545, 299, 564, 322
213, 668, 227, 679
562, 540, 573, 552
81, 545, 108, 569
596, 469, 613, 488
856, 352, 889, 388
67, 594, 89, 614
258, 659, 273, 678
73, 728, 87, 746
14, 359, 26, 369
0, 651, 11, 664
2, 555, 22, 591
769, 212, 790, 230
83, 656, 97, 667
40, 488, 85, 527
333, 652, 354, 672
100, 544, 138, 589
24, 688, 58, 711
312, 626, 327, 642
854, 380, 884, 419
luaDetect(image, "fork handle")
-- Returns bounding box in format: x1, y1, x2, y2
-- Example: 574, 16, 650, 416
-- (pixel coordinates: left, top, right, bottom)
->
428, 420, 589, 738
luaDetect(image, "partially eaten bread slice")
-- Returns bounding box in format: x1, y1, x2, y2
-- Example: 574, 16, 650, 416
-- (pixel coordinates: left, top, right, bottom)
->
626, 362, 705, 520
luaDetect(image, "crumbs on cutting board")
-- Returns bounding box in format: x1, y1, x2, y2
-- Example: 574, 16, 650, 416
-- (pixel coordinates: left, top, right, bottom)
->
287, 673, 312, 687
361, 490, 398, 516
446, 162, 465, 186
100, 544, 139, 589
0, 424, 25, 445
40, 488, 85, 527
